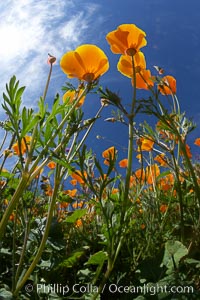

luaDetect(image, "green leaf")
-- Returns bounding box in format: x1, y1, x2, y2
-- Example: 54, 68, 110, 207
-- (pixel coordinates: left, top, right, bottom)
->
161, 240, 188, 274
65, 208, 87, 223
86, 251, 108, 265
58, 251, 84, 268
0, 288, 13, 300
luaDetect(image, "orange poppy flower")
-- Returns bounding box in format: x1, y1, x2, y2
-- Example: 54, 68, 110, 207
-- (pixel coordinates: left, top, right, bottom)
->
160, 204, 168, 213
9, 213, 15, 221
132, 69, 154, 90
102, 146, 116, 159
47, 161, 56, 169
63, 89, 85, 108
138, 137, 154, 151
45, 185, 53, 196
194, 138, 200, 146
180, 144, 192, 159
72, 201, 84, 209
71, 170, 87, 185
63, 189, 77, 197
146, 164, 160, 185
102, 146, 117, 166
130, 168, 145, 186
117, 52, 146, 77
111, 188, 119, 194
75, 219, 83, 228
106, 24, 147, 55
135, 168, 145, 181
158, 75, 176, 95
154, 154, 167, 166
12, 136, 32, 156
60, 44, 109, 82
119, 158, 128, 168
70, 179, 77, 186
159, 175, 173, 191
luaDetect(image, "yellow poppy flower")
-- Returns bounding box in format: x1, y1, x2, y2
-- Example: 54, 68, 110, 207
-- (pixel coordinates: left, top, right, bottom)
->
63, 89, 85, 107
117, 52, 146, 77
60, 44, 109, 82
158, 75, 176, 95
106, 24, 147, 55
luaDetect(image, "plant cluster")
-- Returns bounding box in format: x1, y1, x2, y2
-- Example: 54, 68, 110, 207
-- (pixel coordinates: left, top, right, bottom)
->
0, 24, 200, 299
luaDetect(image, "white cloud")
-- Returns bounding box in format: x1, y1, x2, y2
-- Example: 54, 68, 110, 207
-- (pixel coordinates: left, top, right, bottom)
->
0, 0, 101, 111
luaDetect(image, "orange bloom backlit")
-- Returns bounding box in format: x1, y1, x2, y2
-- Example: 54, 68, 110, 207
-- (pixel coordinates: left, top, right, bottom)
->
138, 137, 154, 151
60, 44, 109, 82
154, 154, 167, 167
180, 144, 192, 159
119, 158, 128, 168
106, 24, 147, 55
146, 164, 160, 185
133, 69, 154, 90
63, 189, 77, 197
102, 146, 117, 166
47, 161, 56, 169
102, 146, 116, 159
71, 170, 87, 185
12, 136, 32, 156
160, 204, 168, 213
194, 138, 200, 146
158, 75, 176, 95
75, 219, 83, 228
63, 89, 85, 108
117, 52, 146, 77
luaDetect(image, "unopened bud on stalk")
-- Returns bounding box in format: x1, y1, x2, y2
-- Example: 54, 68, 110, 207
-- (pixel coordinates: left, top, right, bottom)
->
47, 53, 56, 65
101, 98, 110, 106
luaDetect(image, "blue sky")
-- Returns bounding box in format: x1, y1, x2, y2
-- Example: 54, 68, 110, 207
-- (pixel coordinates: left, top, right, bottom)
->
0, 0, 200, 162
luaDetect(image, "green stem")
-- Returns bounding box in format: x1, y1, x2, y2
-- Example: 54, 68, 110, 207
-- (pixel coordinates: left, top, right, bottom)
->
179, 138, 200, 205
11, 206, 18, 292
70, 105, 105, 160
42, 61, 53, 101
29, 86, 88, 174
93, 56, 137, 300
14, 166, 61, 296
0, 172, 30, 239
14, 214, 31, 286
171, 151, 185, 242
91, 259, 113, 300
123, 54, 136, 215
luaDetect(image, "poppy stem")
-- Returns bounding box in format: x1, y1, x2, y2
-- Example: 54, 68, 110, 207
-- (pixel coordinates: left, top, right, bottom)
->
42, 60, 53, 101
123, 54, 136, 213
14, 165, 62, 296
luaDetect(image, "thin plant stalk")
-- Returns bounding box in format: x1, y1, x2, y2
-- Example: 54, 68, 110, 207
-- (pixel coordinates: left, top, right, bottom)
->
14, 164, 62, 296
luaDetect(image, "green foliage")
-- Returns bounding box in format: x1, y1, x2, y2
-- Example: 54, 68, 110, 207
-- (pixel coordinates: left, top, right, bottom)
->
1, 46, 200, 300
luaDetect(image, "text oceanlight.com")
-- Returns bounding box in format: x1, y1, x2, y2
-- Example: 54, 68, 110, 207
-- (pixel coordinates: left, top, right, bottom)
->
27, 283, 195, 296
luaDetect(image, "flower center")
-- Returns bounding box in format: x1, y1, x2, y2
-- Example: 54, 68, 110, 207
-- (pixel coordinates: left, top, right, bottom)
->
83, 73, 95, 82
126, 48, 137, 56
